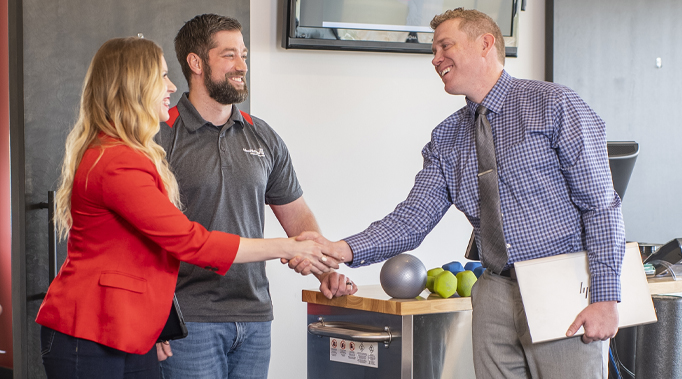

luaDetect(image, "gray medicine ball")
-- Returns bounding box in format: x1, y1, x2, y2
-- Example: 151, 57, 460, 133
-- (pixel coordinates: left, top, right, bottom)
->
380, 253, 427, 299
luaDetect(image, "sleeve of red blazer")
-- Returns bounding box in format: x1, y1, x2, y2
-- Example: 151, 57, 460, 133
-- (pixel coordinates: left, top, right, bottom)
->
99, 149, 239, 275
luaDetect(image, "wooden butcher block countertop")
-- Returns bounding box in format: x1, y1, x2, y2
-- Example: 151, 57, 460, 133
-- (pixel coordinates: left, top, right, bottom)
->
303, 279, 682, 316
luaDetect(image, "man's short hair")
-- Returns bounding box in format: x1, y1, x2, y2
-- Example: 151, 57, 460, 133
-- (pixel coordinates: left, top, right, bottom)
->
431, 8, 505, 65
174, 14, 242, 85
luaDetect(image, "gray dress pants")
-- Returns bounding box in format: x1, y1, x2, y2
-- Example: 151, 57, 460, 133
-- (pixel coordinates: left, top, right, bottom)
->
471, 270, 608, 379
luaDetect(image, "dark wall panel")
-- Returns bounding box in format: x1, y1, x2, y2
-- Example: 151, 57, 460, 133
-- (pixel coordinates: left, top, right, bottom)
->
16, 1, 249, 377
550, 0, 682, 244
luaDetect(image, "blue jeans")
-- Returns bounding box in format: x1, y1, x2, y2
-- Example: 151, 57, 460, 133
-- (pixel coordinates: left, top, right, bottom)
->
40, 326, 159, 379
159, 321, 271, 379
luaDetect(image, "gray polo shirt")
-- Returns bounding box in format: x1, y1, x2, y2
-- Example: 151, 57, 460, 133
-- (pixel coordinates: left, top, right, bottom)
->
156, 93, 302, 322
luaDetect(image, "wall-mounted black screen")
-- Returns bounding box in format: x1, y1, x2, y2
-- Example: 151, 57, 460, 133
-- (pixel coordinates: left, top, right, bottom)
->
283, 0, 520, 56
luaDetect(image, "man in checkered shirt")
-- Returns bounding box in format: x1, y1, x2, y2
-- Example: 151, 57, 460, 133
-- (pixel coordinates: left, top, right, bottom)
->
292, 8, 625, 379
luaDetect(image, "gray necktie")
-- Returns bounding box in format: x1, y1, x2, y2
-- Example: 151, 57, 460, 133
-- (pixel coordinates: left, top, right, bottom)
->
475, 105, 508, 274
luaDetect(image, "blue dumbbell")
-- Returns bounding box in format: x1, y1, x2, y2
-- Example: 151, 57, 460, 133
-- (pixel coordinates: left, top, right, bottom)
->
442, 261, 464, 275
473, 266, 485, 278
464, 262, 482, 272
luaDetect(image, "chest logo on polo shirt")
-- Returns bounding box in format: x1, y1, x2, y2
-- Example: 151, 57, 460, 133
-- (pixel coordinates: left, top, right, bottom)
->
243, 148, 265, 157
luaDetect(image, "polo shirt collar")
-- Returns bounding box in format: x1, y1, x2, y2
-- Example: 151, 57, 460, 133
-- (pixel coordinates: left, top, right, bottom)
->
176, 92, 247, 132
466, 70, 512, 117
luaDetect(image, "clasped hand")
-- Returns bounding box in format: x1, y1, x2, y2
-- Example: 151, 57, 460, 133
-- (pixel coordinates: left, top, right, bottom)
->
284, 232, 358, 299
284, 231, 353, 276
286, 235, 341, 275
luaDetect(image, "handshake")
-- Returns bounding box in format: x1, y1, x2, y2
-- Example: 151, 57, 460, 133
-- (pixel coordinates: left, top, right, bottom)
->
282, 231, 357, 299
282, 231, 353, 275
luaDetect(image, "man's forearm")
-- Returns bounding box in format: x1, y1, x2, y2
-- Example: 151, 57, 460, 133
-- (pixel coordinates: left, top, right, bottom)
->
271, 197, 321, 237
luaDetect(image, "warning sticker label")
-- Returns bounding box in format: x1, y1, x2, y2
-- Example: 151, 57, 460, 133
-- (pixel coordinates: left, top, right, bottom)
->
329, 338, 378, 368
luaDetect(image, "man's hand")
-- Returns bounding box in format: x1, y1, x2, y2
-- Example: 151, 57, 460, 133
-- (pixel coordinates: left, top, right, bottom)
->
566, 300, 619, 343
316, 271, 358, 299
297, 231, 351, 261
156, 341, 173, 361
285, 237, 340, 275
282, 232, 353, 276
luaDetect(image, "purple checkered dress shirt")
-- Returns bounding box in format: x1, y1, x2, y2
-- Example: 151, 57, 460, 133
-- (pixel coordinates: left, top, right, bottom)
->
344, 70, 625, 303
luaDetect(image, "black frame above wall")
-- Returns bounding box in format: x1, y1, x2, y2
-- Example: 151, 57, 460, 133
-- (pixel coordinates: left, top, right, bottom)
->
282, 0, 522, 57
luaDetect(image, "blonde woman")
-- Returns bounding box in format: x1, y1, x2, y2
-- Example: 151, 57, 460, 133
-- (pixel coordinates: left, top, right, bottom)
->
35, 37, 337, 378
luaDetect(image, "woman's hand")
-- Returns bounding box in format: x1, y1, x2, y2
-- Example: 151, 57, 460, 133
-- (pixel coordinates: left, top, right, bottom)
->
283, 232, 353, 276
282, 238, 339, 275
234, 237, 339, 275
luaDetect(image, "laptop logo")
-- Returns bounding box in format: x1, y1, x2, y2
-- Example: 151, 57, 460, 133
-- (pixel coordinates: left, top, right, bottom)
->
579, 282, 590, 299
243, 148, 265, 157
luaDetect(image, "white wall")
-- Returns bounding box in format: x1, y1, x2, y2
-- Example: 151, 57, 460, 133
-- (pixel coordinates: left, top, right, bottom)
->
250, 1, 546, 377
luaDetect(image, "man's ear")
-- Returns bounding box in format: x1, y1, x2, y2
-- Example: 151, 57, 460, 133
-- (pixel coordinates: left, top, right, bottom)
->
187, 53, 203, 76
480, 33, 496, 57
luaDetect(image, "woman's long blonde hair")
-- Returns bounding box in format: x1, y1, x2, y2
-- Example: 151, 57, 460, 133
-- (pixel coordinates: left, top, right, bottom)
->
55, 37, 181, 240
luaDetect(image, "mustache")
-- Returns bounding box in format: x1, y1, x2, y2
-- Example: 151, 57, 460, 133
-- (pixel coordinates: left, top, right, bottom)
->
224, 71, 247, 81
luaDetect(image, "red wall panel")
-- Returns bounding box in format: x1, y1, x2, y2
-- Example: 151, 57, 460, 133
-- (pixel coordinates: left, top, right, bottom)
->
0, 0, 12, 369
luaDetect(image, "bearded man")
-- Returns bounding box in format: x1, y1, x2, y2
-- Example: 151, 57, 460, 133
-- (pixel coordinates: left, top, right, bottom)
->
154, 14, 356, 379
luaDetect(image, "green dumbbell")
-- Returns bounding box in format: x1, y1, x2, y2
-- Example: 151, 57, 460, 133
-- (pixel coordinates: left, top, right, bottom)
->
426, 267, 444, 293
426, 276, 435, 292
433, 270, 458, 298
455, 270, 477, 297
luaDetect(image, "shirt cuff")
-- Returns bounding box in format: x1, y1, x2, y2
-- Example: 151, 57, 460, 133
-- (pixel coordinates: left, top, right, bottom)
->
589, 273, 621, 303
202, 232, 240, 276
343, 232, 381, 268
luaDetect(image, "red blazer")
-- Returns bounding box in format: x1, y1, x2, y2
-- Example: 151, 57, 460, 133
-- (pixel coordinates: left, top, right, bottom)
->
36, 141, 240, 354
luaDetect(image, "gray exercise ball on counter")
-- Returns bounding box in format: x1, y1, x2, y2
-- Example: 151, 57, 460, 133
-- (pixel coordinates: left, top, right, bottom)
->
380, 253, 427, 299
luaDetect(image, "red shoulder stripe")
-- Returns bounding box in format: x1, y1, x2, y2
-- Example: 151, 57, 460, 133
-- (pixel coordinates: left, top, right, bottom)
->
240, 110, 253, 125
166, 106, 179, 127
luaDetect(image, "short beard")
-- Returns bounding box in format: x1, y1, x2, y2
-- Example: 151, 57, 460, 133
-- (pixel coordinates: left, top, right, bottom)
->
204, 63, 248, 105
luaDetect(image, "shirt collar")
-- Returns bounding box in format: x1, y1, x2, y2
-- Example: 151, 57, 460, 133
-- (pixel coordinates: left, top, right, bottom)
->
465, 70, 513, 117
176, 92, 247, 132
